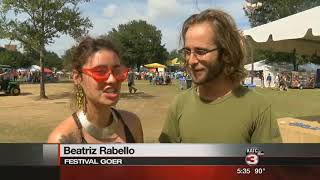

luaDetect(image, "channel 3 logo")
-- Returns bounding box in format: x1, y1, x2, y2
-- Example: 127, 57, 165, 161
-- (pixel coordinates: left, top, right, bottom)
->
245, 147, 264, 166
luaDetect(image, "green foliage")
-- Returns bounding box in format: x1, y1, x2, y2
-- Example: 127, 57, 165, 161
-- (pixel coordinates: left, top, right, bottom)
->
168, 49, 184, 62
0, 48, 63, 69
244, 0, 320, 27
43, 51, 63, 70
62, 46, 75, 71
0, 49, 31, 68
104, 20, 169, 69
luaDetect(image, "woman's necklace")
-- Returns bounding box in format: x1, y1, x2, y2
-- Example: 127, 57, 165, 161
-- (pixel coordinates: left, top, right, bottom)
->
78, 109, 119, 140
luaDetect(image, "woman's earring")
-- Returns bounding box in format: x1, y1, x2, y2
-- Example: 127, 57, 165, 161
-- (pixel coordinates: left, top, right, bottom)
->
76, 85, 84, 110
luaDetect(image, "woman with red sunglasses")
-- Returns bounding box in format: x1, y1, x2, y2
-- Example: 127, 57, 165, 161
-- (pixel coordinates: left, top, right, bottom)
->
48, 37, 143, 143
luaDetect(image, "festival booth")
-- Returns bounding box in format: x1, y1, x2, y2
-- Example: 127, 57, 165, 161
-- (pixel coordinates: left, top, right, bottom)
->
244, 60, 320, 88
144, 63, 167, 76
29, 65, 53, 73
29, 65, 41, 72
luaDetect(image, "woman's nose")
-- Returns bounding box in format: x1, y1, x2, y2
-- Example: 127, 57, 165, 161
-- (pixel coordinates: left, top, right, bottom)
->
105, 73, 117, 83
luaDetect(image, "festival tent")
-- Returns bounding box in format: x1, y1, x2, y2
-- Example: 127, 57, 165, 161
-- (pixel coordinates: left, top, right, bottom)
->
16, 68, 27, 72
144, 63, 167, 68
29, 65, 53, 74
44, 68, 53, 73
167, 58, 182, 66
243, 6, 320, 56
29, 65, 40, 72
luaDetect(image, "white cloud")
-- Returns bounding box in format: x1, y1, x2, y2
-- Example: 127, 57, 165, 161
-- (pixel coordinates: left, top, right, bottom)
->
147, 0, 184, 21
103, 4, 118, 17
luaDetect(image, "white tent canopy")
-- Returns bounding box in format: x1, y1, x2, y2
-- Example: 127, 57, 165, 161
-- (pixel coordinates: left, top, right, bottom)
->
29, 65, 40, 72
244, 6, 320, 56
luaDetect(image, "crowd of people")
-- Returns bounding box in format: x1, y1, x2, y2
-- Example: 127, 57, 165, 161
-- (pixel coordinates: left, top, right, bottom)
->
3, 69, 60, 83
256, 71, 290, 90
129, 71, 173, 85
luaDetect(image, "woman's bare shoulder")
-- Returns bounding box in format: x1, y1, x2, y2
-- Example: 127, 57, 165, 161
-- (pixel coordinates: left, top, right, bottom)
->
47, 116, 81, 144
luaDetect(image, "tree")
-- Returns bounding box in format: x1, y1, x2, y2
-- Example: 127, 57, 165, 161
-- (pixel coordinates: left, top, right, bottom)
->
168, 49, 184, 62
62, 46, 75, 71
0, 49, 31, 68
244, 0, 320, 27
43, 51, 63, 70
104, 20, 168, 70
0, 0, 92, 98
244, 0, 320, 70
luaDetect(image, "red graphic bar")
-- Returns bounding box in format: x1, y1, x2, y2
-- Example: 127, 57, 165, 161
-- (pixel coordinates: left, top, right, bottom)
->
61, 166, 320, 180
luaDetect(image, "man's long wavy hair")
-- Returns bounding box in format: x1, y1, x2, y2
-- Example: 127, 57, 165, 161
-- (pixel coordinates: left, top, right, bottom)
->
180, 9, 247, 86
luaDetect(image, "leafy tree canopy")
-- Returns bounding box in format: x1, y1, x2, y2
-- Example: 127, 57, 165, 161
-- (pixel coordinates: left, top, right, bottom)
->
104, 20, 169, 70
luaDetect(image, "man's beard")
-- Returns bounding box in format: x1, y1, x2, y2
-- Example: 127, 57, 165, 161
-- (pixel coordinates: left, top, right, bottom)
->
188, 59, 224, 85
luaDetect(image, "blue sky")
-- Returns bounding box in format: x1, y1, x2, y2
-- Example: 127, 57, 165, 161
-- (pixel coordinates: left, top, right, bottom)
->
0, 0, 250, 56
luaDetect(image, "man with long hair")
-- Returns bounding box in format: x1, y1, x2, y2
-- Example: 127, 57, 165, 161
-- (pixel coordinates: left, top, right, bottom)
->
159, 9, 282, 143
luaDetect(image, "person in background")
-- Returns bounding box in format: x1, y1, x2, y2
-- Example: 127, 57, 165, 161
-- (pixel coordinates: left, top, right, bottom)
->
159, 9, 281, 143
260, 71, 265, 88
274, 73, 280, 89
48, 37, 143, 143
0, 69, 10, 90
148, 72, 153, 84
128, 68, 138, 93
266, 73, 272, 88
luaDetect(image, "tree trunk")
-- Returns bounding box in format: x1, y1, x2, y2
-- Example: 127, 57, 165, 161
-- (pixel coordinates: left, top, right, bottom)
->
39, 47, 47, 99
293, 62, 298, 71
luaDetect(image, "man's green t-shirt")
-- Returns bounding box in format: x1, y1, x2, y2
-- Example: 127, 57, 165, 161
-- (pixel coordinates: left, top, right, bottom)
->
159, 87, 282, 143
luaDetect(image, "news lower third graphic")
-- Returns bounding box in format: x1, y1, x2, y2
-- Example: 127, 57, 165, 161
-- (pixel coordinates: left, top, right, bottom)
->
0, 144, 320, 166
58, 144, 320, 166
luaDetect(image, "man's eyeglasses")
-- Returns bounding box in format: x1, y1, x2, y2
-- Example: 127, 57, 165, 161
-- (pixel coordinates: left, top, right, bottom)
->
82, 65, 128, 83
179, 47, 219, 60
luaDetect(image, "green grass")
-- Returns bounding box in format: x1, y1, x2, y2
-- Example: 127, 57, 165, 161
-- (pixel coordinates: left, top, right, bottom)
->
252, 87, 320, 120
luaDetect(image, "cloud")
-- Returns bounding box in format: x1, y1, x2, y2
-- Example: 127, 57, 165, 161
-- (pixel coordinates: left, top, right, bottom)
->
103, 4, 118, 18
147, 0, 184, 21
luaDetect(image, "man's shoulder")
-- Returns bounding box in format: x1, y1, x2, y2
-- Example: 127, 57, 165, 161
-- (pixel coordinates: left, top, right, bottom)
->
168, 88, 194, 110
234, 87, 271, 108
174, 87, 194, 101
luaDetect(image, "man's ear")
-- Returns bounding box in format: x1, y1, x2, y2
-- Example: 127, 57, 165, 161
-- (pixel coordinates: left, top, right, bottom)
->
72, 70, 82, 84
